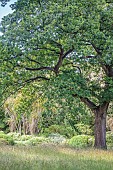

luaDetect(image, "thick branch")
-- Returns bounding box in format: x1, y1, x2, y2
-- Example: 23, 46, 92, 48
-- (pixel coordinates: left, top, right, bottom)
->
54, 47, 74, 74
73, 94, 97, 111
54, 48, 64, 75
102, 65, 113, 77
80, 97, 97, 110
25, 66, 54, 71
96, 102, 109, 114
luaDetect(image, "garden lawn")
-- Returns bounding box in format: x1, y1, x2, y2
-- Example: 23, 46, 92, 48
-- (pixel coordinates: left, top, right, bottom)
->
0, 144, 113, 170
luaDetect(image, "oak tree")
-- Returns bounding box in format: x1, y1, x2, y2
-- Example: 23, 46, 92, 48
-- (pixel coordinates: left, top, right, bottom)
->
0, 0, 113, 149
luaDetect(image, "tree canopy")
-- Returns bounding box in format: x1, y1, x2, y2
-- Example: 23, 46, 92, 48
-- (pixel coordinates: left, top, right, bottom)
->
0, 0, 113, 148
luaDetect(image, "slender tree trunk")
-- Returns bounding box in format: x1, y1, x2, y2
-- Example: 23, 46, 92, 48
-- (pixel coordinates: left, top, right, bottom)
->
94, 109, 107, 149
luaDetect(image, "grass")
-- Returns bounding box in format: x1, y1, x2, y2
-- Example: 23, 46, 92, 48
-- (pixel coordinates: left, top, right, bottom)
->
0, 144, 113, 170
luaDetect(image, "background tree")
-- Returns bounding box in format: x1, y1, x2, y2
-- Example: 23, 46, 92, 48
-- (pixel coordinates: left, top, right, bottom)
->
0, 0, 113, 149
4, 84, 43, 135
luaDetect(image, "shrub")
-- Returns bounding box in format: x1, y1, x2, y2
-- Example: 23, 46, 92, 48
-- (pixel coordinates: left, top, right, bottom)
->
29, 136, 49, 145
0, 131, 6, 138
0, 132, 15, 145
48, 133, 66, 144
6, 137, 15, 145
15, 136, 49, 146
7, 132, 21, 140
106, 131, 113, 147
19, 135, 32, 141
44, 125, 75, 138
75, 123, 93, 135
68, 135, 94, 148
0, 131, 5, 135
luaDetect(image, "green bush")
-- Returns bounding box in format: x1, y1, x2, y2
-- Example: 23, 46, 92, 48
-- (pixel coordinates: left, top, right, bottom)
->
29, 136, 49, 145
75, 123, 93, 135
106, 131, 113, 147
44, 125, 75, 138
68, 135, 94, 148
0, 131, 6, 138
48, 133, 66, 144
0, 131, 15, 145
15, 136, 49, 146
6, 137, 15, 145
7, 132, 21, 139
0, 131, 5, 135
19, 135, 32, 141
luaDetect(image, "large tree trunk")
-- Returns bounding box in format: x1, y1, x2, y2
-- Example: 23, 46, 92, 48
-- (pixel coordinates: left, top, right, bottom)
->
80, 97, 109, 149
94, 109, 107, 149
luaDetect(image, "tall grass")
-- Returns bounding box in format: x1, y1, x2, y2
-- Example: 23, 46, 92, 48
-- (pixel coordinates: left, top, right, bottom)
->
0, 144, 113, 170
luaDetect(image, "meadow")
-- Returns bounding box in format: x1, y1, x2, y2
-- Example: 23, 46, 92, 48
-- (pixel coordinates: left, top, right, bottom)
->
0, 144, 113, 170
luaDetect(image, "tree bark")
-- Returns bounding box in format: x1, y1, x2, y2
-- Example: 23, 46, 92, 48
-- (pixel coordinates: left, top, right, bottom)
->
94, 109, 107, 149
94, 103, 109, 149
79, 96, 109, 149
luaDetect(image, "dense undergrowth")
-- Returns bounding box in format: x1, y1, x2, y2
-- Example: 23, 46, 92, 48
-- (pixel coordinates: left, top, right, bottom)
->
0, 131, 113, 149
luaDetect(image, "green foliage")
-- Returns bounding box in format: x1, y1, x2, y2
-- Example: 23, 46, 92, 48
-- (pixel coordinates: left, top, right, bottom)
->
68, 135, 94, 148
0, 130, 4, 135
7, 132, 21, 137
75, 123, 93, 135
6, 137, 15, 145
0, 131, 15, 145
4, 85, 43, 135
0, 0, 113, 149
17, 135, 32, 141
0, 0, 10, 7
48, 133, 66, 144
28, 136, 49, 145
44, 125, 75, 138
106, 131, 113, 148
0, 109, 8, 131
1, 0, 113, 105
15, 136, 49, 146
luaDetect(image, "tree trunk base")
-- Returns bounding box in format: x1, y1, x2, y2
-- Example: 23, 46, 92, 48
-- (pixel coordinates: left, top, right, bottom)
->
94, 107, 107, 150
